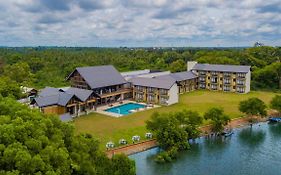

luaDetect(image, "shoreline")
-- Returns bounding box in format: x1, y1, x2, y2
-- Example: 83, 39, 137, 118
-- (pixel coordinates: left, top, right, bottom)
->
106, 115, 270, 158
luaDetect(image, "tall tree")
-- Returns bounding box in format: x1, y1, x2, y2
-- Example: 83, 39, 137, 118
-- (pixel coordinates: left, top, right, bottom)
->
204, 107, 230, 133
239, 97, 267, 123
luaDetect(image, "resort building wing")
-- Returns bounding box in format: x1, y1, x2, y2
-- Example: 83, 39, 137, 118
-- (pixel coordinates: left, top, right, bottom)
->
156, 71, 198, 94
32, 87, 96, 116
188, 61, 251, 93
66, 65, 132, 106
129, 77, 178, 105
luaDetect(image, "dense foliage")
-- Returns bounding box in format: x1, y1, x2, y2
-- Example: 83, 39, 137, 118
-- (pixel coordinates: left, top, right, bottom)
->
239, 97, 267, 118
270, 95, 281, 114
204, 107, 231, 133
146, 110, 203, 163
0, 46, 280, 92
0, 96, 135, 175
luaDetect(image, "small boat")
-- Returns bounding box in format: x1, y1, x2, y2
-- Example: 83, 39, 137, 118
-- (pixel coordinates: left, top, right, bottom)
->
268, 117, 281, 123
224, 131, 234, 137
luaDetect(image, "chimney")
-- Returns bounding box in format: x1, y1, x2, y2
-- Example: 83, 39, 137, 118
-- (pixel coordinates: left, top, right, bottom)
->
187, 61, 197, 71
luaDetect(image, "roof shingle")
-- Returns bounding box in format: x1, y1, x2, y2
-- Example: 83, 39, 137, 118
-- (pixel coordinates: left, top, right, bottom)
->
192, 64, 250, 73
73, 65, 127, 89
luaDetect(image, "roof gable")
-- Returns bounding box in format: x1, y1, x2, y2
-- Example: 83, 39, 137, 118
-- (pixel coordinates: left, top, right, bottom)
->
68, 65, 127, 89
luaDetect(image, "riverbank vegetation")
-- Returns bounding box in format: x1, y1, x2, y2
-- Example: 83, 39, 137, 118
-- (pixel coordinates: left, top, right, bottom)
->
204, 107, 230, 133
145, 107, 233, 163
239, 97, 267, 123
146, 110, 202, 163
0, 96, 135, 175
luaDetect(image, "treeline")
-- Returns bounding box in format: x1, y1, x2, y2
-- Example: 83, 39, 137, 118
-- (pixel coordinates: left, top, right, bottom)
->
0, 46, 280, 96
0, 96, 135, 174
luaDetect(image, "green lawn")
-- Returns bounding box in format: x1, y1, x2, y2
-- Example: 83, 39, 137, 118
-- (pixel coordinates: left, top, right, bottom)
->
74, 90, 278, 149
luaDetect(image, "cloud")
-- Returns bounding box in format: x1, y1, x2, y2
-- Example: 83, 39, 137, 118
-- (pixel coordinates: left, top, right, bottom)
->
0, 0, 280, 47
256, 2, 281, 13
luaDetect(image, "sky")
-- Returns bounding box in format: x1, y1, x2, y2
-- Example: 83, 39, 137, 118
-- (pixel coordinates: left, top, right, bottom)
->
0, 0, 280, 47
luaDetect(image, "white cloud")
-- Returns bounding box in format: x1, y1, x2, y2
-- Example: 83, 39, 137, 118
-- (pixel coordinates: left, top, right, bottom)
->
0, 0, 280, 46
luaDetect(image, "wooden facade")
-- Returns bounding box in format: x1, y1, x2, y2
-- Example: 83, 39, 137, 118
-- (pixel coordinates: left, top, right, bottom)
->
69, 70, 91, 89
42, 105, 66, 115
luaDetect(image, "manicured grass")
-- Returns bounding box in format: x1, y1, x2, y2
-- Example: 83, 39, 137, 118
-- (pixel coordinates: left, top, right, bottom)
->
74, 90, 278, 149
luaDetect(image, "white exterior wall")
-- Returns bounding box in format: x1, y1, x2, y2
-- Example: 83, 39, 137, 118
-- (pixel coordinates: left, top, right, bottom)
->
167, 83, 179, 105
245, 71, 251, 93
187, 61, 198, 71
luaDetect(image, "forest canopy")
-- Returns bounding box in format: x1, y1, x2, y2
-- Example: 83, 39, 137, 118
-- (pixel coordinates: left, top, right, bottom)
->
0, 96, 135, 175
0, 46, 280, 91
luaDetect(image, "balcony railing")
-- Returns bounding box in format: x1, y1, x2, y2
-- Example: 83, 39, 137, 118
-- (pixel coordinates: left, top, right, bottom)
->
99, 88, 132, 97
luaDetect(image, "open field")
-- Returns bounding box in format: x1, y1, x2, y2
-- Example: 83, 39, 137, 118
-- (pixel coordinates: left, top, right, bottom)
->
74, 90, 278, 149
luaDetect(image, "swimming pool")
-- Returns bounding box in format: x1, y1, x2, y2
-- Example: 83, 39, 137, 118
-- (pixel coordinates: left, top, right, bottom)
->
105, 103, 146, 115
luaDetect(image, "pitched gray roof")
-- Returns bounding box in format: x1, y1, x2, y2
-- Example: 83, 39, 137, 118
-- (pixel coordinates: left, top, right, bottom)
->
62, 87, 93, 101
35, 86, 95, 108
39, 87, 60, 97
192, 64, 251, 73
34, 92, 74, 107
157, 71, 197, 82
129, 77, 176, 89
71, 65, 127, 89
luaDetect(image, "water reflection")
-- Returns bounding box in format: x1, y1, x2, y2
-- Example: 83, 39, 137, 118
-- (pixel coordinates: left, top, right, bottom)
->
268, 123, 281, 138
238, 126, 266, 147
204, 135, 231, 153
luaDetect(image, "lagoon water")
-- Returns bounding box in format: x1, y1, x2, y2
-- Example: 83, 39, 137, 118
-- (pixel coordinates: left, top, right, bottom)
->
130, 122, 281, 175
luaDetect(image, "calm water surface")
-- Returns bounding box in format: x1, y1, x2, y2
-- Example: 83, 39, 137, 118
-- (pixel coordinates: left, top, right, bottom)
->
129, 122, 281, 175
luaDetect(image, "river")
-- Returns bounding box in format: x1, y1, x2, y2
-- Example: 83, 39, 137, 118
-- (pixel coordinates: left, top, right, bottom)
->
129, 122, 281, 175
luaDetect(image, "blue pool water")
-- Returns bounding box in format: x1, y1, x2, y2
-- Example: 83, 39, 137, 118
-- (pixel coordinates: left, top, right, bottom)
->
105, 103, 146, 115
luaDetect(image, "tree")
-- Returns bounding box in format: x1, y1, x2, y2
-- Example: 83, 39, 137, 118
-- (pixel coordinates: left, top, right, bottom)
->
111, 154, 136, 175
270, 95, 281, 114
239, 97, 267, 119
0, 77, 22, 99
3, 62, 34, 85
174, 110, 203, 139
0, 96, 135, 175
146, 112, 189, 151
204, 107, 230, 133
169, 59, 186, 73
146, 110, 203, 162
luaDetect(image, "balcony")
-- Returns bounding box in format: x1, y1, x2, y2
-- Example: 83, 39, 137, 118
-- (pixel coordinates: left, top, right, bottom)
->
223, 81, 231, 85
159, 90, 168, 96
211, 72, 218, 76
237, 74, 246, 78
223, 73, 231, 77
237, 81, 245, 86
99, 88, 132, 98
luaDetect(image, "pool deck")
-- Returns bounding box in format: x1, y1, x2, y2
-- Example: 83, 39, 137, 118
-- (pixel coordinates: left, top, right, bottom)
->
96, 100, 160, 117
